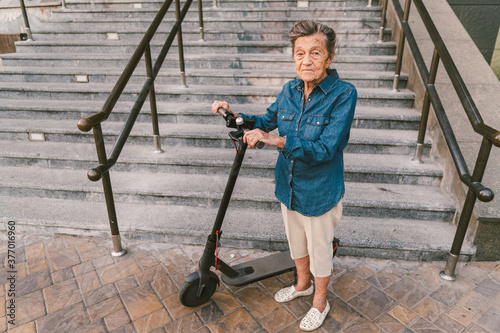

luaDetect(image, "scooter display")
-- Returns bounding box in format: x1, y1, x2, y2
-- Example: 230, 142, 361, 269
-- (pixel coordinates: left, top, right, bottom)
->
178, 107, 339, 307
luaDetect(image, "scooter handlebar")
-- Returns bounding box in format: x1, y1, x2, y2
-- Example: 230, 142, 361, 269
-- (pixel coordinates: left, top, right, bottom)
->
216, 107, 265, 149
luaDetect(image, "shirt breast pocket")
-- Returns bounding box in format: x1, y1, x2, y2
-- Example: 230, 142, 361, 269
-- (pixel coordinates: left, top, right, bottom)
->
278, 110, 295, 136
304, 116, 330, 141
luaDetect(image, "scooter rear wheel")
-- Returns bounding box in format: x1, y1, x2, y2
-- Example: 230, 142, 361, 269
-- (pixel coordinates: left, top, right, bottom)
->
179, 272, 220, 307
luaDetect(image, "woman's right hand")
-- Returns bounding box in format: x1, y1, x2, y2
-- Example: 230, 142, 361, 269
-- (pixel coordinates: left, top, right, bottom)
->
211, 100, 232, 114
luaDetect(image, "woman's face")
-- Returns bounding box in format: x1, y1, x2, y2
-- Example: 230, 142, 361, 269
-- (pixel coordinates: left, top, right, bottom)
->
293, 33, 333, 86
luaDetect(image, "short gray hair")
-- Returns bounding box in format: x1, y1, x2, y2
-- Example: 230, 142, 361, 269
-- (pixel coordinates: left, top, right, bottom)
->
289, 20, 337, 57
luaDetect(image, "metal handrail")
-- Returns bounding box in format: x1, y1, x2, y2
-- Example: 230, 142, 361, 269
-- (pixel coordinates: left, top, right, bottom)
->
384, 0, 500, 280
77, 0, 204, 256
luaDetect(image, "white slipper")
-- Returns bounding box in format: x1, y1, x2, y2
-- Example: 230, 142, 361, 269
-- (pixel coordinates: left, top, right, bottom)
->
299, 301, 330, 331
274, 282, 314, 303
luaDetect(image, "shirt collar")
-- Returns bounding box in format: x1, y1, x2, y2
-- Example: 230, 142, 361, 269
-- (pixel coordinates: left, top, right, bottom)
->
294, 69, 339, 94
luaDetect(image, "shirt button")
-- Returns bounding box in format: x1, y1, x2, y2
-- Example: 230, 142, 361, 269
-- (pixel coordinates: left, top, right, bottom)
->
308, 99, 311, 101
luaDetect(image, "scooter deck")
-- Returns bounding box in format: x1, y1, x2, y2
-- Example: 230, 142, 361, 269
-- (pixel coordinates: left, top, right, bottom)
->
221, 250, 294, 286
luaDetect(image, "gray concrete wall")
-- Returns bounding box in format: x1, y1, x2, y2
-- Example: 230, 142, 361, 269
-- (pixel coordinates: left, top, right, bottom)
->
446, 0, 500, 65
385, 0, 500, 259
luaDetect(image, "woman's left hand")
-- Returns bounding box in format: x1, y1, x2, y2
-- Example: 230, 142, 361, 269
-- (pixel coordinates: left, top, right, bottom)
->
243, 129, 285, 149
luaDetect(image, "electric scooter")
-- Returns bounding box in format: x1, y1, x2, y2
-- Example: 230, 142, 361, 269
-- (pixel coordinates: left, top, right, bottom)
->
178, 107, 339, 307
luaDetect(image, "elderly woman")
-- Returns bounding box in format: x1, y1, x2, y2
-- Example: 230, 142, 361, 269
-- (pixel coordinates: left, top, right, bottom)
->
212, 20, 357, 331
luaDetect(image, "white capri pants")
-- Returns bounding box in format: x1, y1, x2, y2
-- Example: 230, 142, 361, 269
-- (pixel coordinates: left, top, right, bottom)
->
280, 201, 342, 278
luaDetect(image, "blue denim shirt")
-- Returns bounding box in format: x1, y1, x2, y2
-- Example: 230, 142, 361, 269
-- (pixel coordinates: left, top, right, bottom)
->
241, 69, 357, 217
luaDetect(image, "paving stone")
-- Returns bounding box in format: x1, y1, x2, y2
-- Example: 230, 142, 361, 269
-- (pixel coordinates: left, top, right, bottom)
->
43, 278, 78, 300
332, 271, 371, 301
157, 247, 193, 274
46, 289, 83, 313
408, 264, 444, 291
385, 277, 430, 309
366, 269, 398, 290
207, 307, 261, 333
73, 260, 95, 276
409, 317, 444, 333
104, 308, 131, 332
133, 308, 171, 333
476, 305, 500, 333
259, 306, 295, 333
93, 254, 115, 269
351, 264, 375, 279
10, 291, 46, 328
98, 257, 142, 285
163, 293, 200, 320
472, 278, 500, 300
430, 285, 464, 307
151, 275, 178, 300
77, 270, 102, 293
83, 283, 119, 307
25, 243, 45, 260
321, 296, 361, 331
51, 267, 74, 284
343, 316, 380, 333
122, 284, 164, 321
282, 296, 310, 318
457, 290, 493, 315
47, 246, 81, 271
375, 314, 406, 333
456, 263, 490, 285
81, 246, 111, 262
26, 257, 48, 275
36, 302, 89, 333
136, 265, 167, 285
211, 288, 241, 314
389, 304, 418, 326
196, 301, 224, 325
115, 276, 139, 293
87, 295, 124, 321
71, 318, 108, 333
412, 297, 447, 321
259, 276, 286, 295
16, 269, 52, 297
7, 321, 36, 333
234, 285, 280, 318
137, 255, 160, 270
433, 314, 465, 333
446, 304, 477, 327
348, 286, 399, 320
111, 323, 136, 333
164, 311, 204, 333
463, 323, 489, 333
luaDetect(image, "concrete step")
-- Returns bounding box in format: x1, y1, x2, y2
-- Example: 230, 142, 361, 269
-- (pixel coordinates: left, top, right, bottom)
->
0, 100, 420, 130
41, 16, 382, 30
32, 27, 391, 43
50, 6, 383, 19
0, 141, 442, 185
0, 67, 407, 89
14, 39, 397, 56
0, 53, 398, 72
0, 83, 414, 107
0, 118, 429, 155
0, 195, 472, 260
0, 165, 455, 221
63, 0, 371, 10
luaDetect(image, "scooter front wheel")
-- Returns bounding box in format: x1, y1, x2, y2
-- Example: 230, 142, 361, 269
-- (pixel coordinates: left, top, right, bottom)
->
179, 271, 220, 307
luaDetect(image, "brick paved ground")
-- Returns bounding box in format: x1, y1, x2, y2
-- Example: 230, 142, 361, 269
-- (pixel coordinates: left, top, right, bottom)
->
1, 233, 499, 333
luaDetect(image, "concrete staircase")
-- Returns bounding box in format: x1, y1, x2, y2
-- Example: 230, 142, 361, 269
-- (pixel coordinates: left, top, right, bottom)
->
0, 0, 472, 260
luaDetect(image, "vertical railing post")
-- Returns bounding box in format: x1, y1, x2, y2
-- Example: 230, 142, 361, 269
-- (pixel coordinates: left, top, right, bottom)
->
213, 0, 217, 8
378, 0, 388, 43
393, 0, 412, 92
198, 0, 205, 41
367, 0, 373, 7
93, 124, 126, 256
412, 48, 439, 164
19, 0, 33, 41
440, 138, 493, 280
145, 44, 164, 154
175, 0, 188, 87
